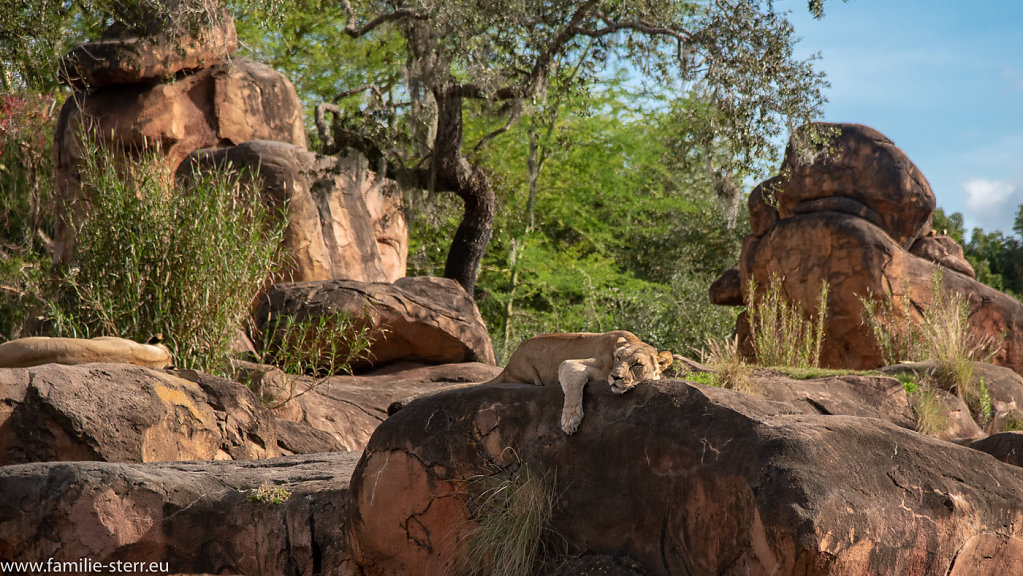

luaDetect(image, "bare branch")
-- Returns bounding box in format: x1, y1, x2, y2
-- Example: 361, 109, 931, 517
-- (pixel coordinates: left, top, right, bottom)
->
314, 103, 341, 153
343, 8, 429, 38
471, 100, 524, 153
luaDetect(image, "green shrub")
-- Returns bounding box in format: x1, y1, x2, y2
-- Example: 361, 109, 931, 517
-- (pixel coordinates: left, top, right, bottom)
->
248, 482, 291, 505
254, 309, 375, 408
910, 387, 947, 437
745, 275, 828, 369
49, 140, 285, 373
0, 92, 58, 341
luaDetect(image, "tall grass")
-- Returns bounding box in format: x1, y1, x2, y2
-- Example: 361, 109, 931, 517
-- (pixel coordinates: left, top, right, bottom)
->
858, 283, 924, 365
456, 458, 557, 576
918, 272, 1001, 407
746, 275, 829, 369
49, 140, 285, 373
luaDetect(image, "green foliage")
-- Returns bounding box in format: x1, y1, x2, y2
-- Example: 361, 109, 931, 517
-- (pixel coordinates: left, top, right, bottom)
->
254, 309, 376, 408
49, 140, 285, 373
0, 92, 59, 340
458, 457, 557, 576
686, 370, 720, 387
745, 275, 829, 369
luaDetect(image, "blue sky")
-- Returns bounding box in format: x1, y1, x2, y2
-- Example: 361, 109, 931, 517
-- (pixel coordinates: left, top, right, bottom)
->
781, 0, 1023, 237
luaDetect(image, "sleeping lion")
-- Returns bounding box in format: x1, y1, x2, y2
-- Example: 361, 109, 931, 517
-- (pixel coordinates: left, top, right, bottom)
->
487, 331, 673, 434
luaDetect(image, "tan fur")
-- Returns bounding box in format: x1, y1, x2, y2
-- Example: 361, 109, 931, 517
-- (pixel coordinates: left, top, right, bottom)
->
488, 331, 673, 434
0, 336, 173, 369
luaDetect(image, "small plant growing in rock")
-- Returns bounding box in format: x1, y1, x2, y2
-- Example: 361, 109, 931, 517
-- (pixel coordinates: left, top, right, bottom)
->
456, 453, 558, 576
745, 275, 829, 369
249, 482, 291, 505
910, 387, 947, 437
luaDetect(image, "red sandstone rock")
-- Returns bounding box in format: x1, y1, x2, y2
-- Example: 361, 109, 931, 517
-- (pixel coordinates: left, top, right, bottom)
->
254, 277, 497, 371
53, 58, 306, 263
60, 12, 238, 90
178, 141, 407, 284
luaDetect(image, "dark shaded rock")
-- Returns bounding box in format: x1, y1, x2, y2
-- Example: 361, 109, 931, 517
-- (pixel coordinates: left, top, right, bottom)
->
708, 266, 743, 306
255, 277, 497, 372
754, 371, 915, 429
274, 419, 345, 455
286, 361, 500, 451
970, 432, 1023, 467
349, 379, 1023, 575
0, 364, 278, 465
0, 453, 360, 575
179, 141, 406, 283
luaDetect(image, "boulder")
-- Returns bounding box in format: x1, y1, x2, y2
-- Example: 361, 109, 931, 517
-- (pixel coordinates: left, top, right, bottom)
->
753, 371, 915, 429
54, 57, 306, 263
758, 123, 936, 249
910, 234, 975, 278
971, 432, 1023, 467
254, 277, 497, 371
0, 363, 280, 464
708, 266, 743, 306
349, 379, 1023, 576
736, 211, 1023, 372
0, 452, 360, 575
178, 141, 407, 283
59, 9, 238, 90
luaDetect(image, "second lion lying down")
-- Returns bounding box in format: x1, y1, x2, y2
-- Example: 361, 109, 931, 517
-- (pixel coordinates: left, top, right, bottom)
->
486, 330, 673, 435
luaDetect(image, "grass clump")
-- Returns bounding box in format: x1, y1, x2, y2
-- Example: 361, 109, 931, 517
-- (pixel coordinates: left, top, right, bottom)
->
910, 387, 947, 437
918, 272, 1001, 404
745, 275, 829, 369
253, 309, 376, 408
697, 335, 753, 393
49, 139, 284, 373
457, 456, 557, 576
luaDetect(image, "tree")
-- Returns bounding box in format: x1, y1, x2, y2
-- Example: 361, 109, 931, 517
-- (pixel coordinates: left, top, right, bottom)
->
306, 0, 831, 294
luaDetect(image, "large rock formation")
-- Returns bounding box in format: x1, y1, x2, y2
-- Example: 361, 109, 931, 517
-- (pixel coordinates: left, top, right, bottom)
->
254, 277, 497, 371
54, 9, 306, 264
178, 141, 407, 283
0, 452, 360, 575
711, 123, 1023, 373
349, 379, 1023, 576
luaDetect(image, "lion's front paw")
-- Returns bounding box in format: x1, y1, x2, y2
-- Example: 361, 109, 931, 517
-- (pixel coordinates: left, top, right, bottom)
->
561, 408, 583, 435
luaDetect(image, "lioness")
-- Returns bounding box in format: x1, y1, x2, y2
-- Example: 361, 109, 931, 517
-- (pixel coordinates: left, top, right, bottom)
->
0, 336, 173, 369
487, 331, 673, 435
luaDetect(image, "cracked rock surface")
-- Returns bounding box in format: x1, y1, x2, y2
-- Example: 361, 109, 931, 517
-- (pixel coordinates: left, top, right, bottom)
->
349, 378, 1023, 575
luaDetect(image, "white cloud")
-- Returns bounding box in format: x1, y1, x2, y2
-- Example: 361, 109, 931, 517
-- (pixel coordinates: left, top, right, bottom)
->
963, 178, 1022, 233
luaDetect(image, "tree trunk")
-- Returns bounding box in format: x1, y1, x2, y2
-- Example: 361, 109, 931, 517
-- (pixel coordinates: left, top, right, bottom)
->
432, 84, 495, 296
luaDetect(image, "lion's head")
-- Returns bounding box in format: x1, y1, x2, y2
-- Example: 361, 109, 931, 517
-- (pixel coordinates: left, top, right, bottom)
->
607, 337, 674, 394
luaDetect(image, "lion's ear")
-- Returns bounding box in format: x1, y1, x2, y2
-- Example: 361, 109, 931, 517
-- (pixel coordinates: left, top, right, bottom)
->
614, 337, 629, 351
656, 351, 674, 372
